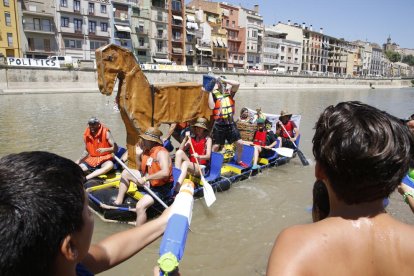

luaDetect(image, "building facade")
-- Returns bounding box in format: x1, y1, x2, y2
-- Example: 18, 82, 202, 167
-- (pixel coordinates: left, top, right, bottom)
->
56, 0, 111, 60
1, 0, 22, 57
239, 5, 263, 69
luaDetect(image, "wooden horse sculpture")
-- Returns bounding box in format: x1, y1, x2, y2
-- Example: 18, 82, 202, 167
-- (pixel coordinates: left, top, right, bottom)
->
95, 44, 212, 168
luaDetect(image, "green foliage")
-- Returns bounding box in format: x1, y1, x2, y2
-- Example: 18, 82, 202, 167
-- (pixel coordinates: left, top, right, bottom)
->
402, 55, 414, 66
385, 50, 401, 62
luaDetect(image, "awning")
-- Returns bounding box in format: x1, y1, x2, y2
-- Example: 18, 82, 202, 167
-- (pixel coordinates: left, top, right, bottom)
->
173, 47, 183, 54
186, 30, 195, 36
221, 39, 227, 48
154, 58, 172, 64
115, 25, 131, 32
213, 39, 218, 47
217, 38, 223, 47
172, 15, 183, 21
207, 16, 216, 23
196, 45, 212, 52
186, 14, 195, 22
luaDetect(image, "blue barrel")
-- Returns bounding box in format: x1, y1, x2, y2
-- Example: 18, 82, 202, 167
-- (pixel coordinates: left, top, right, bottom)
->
202, 75, 216, 92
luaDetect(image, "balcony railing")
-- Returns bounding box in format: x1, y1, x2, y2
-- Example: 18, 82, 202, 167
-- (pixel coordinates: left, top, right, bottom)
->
153, 15, 168, 23
153, 33, 168, 40
23, 23, 55, 33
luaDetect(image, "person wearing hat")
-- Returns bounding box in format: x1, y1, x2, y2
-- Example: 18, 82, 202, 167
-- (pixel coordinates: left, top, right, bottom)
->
277, 110, 300, 150
113, 127, 173, 226
174, 118, 213, 188
207, 76, 247, 167
76, 117, 115, 180
245, 118, 278, 169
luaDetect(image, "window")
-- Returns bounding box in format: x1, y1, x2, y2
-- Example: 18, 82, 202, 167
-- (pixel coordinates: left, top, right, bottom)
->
74, 19, 82, 32
7, 33, 13, 47
139, 37, 144, 46
88, 3, 95, 14
74, 0, 80, 12
5, 12, 11, 26
295, 49, 299, 54
281, 46, 285, 52
232, 21, 235, 28
137, 50, 146, 56
157, 41, 163, 52
288, 47, 292, 53
65, 39, 82, 49
230, 9, 233, 15
100, 22, 107, 32
3, 0, 10, 7
44, 39, 50, 51
61, 17, 69, 27
226, 20, 229, 27
100, 4, 107, 14
33, 18, 40, 30
60, 0, 67, 7
28, 37, 34, 50
41, 19, 51, 31
90, 41, 104, 50
88, 21, 96, 33
171, 0, 181, 11
157, 29, 163, 38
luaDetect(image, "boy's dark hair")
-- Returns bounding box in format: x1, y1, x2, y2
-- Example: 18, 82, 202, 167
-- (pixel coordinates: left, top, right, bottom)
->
313, 101, 414, 204
0, 151, 86, 276
312, 180, 330, 222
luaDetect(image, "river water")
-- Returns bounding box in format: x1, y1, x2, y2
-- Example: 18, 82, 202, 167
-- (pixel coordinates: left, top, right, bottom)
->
1, 87, 414, 275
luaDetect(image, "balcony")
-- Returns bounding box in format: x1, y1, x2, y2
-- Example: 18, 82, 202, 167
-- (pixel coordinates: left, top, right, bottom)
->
153, 33, 168, 40
136, 43, 150, 49
23, 23, 55, 34
153, 15, 168, 23
132, 9, 150, 19
228, 36, 241, 42
155, 48, 168, 54
135, 27, 148, 35
22, 9, 54, 17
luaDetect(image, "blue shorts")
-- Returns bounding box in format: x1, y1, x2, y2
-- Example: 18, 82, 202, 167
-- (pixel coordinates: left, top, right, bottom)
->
80, 162, 103, 171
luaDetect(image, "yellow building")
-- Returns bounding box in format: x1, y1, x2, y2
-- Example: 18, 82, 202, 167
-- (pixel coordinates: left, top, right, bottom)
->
0, 0, 21, 57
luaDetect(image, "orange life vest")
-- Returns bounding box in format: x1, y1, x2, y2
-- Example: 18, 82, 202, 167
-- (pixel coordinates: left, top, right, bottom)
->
189, 137, 208, 165
212, 90, 235, 122
141, 145, 173, 187
83, 125, 112, 167
253, 130, 267, 146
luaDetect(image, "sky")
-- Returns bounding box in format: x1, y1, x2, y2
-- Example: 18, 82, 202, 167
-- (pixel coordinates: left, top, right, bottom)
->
186, 0, 414, 49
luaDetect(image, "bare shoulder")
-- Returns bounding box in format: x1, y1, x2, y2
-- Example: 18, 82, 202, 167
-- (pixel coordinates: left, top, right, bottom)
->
267, 224, 320, 275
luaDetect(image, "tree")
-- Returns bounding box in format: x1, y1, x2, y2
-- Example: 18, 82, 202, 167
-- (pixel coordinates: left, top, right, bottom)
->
385, 50, 401, 62
402, 55, 414, 66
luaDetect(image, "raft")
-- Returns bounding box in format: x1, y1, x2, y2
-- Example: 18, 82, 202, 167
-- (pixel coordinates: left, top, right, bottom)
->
86, 110, 301, 223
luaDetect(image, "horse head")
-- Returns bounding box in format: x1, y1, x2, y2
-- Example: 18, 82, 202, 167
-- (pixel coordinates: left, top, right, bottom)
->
95, 44, 137, 96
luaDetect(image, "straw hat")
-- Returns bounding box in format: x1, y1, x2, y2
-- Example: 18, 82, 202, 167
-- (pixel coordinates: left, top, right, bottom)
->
280, 110, 292, 118
139, 127, 163, 144
193, 118, 209, 130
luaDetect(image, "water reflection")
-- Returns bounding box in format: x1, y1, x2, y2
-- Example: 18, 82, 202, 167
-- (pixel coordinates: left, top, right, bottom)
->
1, 88, 414, 275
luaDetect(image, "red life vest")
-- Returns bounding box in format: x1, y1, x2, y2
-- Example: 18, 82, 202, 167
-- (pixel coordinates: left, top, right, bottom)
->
141, 145, 173, 187
212, 90, 235, 121
253, 130, 267, 146
83, 125, 112, 167
281, 121, 295, 139
189, 137, 207, 165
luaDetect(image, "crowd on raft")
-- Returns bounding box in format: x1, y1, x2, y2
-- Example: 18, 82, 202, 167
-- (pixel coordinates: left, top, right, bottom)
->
74, 76, 301, 226
1, 100, 414, 276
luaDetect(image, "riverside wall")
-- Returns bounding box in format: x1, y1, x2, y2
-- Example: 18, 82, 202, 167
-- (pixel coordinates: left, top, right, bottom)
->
0, 66, 412, 94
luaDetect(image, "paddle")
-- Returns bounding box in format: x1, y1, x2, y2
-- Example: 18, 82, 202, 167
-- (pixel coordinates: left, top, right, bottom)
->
248, 144, 294, 158
278, 121, 310, 166
113, 155, 169, 209
187, 136, 216, 207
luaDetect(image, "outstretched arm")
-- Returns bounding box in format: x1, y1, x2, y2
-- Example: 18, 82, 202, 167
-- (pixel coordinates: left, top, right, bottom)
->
83, 209, 170, 274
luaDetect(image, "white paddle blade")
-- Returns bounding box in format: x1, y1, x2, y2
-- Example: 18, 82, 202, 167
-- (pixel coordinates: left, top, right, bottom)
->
201, 177, 216, 207
274, 147, 294, 158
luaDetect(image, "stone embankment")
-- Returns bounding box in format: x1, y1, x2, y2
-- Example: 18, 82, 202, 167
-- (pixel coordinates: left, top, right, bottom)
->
0, 66, 412, 94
